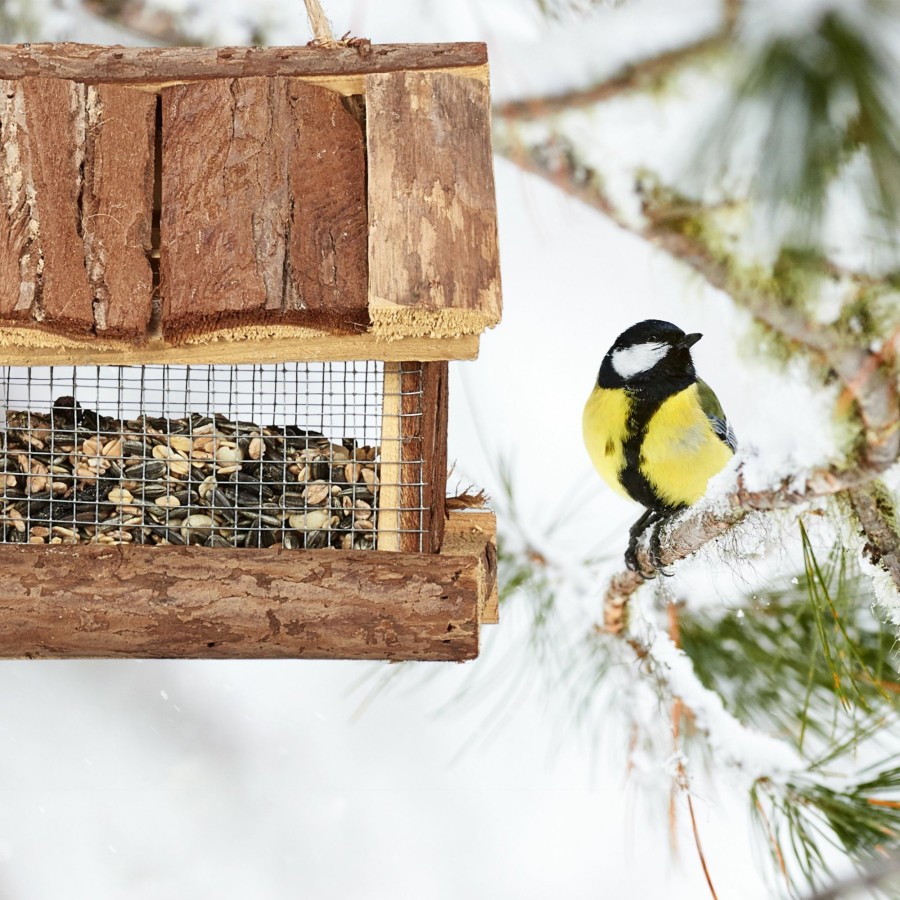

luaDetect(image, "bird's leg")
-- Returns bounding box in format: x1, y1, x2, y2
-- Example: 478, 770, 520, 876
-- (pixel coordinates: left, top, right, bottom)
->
648, 512, 676, 577
625, 508, 659, 576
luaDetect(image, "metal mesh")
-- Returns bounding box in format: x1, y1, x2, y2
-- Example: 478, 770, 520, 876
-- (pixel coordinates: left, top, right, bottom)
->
0, 363, 427, 551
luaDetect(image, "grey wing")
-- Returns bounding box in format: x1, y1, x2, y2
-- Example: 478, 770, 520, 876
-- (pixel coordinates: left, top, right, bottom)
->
696, 379, 737, 452
708, 414, 737, 453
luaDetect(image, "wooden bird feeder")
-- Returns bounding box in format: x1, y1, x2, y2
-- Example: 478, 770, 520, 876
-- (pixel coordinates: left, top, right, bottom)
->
0, 42, 501, 661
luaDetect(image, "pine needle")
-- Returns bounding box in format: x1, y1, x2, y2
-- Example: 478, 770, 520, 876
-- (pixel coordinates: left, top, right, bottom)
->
680, 534, 899, 748
686, 790, 720, 900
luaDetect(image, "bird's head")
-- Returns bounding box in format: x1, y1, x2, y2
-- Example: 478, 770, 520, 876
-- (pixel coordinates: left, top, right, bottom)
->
597, 319, 701, 390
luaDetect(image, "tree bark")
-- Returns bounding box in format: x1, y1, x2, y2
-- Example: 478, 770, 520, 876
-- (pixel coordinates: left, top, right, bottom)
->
0, 78, 155, 338
160, 78, 368, 340
0, 515, 494, 660
366, 71, 502, 340
0, 43, 488, 84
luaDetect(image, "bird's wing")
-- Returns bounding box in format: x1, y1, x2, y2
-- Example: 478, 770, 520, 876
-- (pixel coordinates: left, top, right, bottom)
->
696, 379, 737, 453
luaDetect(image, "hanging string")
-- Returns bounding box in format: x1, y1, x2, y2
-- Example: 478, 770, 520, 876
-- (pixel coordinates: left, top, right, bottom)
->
302, 0, 371, 53
303, 0, 337, 47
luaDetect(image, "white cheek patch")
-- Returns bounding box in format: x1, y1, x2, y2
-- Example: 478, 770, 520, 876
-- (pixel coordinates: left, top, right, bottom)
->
611, 342, 669, 379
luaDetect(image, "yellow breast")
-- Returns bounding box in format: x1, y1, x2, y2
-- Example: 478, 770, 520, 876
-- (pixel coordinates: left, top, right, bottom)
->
582, 386, 632, 500
639, 384, 733, 507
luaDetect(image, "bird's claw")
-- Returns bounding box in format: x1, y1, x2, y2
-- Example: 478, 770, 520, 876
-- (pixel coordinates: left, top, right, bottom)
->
625, 512, 675, 578
649, 521, 674, 577
625, 533, 658, 579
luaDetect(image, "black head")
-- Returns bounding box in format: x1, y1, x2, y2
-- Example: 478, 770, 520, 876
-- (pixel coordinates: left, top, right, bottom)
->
597, 319, 702, 394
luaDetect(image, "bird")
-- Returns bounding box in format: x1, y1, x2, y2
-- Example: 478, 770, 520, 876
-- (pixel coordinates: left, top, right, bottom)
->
582, 319, 737, 575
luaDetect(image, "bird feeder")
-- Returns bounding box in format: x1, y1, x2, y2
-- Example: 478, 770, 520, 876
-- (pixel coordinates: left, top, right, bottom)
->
0, 42, 501, 661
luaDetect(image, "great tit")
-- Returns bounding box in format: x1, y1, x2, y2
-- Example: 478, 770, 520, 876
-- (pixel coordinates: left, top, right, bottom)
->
582, 319, 736, 574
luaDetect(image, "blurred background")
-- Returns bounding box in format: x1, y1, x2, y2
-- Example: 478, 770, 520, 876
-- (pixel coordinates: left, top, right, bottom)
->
2, 0, 900, 897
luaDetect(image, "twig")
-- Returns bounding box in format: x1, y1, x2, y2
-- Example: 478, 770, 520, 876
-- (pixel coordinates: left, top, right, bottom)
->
494, 32, 729, 121
723, 0, 743, 31
82, 0, 193, 44
495, 0, 741, 122
802, 856, 900, 900
848, 484, 900, 591
686, 791, 720, 900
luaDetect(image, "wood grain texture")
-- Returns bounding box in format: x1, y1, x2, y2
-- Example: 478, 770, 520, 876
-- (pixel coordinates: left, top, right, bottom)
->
397, 361, 449, 552
443, 511, 498, 624
0, 78, 155, 338
423, 361, 449, 553
160, 77, 367, 341
0, 329, 480, 365
82, 84, 156, 338
14, 77, 93, 332
0, 78, 40, 322
366, 71, 502, 340
375, 361, 403, 551
0, 540, 488, 660
0, 43, 488, 89
284, 81, 368, 328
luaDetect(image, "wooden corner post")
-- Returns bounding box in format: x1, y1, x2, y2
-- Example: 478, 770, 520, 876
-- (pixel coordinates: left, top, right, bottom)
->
377, 360, 448, 553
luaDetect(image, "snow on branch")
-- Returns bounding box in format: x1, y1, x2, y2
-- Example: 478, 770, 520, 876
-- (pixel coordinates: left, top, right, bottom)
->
495, 134, 900, 630
624, 629, 803, 780
604, 464, 897, 632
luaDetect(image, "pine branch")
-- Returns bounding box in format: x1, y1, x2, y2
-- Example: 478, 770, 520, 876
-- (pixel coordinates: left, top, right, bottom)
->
496, 133, 900, 629
602, 465, 899, 633
848, 482, 900, 591
616, 629, 804, 777
618, 555, 900, 894
494, 32, 729, 121
804, 856, 900, 900
498, 0, 740, 121
677, 551, 898, 745
754, 763, 900, 894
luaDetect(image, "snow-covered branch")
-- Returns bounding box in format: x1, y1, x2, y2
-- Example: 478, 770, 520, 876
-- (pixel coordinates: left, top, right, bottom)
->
602, 462, 900, 632
623, 629, 803, 780
493, 31, 729, 121
497, 136, 900, 631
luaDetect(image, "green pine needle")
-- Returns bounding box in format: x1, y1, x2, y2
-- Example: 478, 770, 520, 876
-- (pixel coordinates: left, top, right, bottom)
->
702, 2, 900, 242
799, 518, 889, 715
679, 540, 898, 749
754, 758, 900, 894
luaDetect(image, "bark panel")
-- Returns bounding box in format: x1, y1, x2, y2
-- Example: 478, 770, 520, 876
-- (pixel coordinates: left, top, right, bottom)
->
397, 361, 449, 552
160, 78, 367, 341
0, 542, 485, 661
82, 84, 156, 339
366, 71, 502, 339
0, 78, 155, 338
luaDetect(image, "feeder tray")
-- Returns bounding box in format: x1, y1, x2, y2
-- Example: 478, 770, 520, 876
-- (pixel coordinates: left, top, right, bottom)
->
0, 42, 501, 661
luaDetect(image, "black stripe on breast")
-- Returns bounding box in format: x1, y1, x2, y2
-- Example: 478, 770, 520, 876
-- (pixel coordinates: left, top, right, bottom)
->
619, 385, 690, 512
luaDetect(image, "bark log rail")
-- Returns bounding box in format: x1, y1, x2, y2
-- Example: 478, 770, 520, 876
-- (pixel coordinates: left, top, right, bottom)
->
0, 511, 496, 661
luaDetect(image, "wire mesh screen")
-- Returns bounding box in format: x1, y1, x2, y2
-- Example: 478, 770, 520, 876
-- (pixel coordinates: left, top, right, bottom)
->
0, 363, 426, 551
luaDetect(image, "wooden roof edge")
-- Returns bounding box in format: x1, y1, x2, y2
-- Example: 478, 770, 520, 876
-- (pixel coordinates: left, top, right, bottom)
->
0, 42, 488, 82
369, 305, 502, 343
0, 325, 482, 365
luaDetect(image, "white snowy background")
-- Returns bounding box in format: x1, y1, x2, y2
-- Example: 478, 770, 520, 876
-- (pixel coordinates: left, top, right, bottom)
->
0, 1, 854, 897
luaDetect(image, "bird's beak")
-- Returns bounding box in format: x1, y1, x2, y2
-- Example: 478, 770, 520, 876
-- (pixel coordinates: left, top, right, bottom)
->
678, 333, 702, 349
